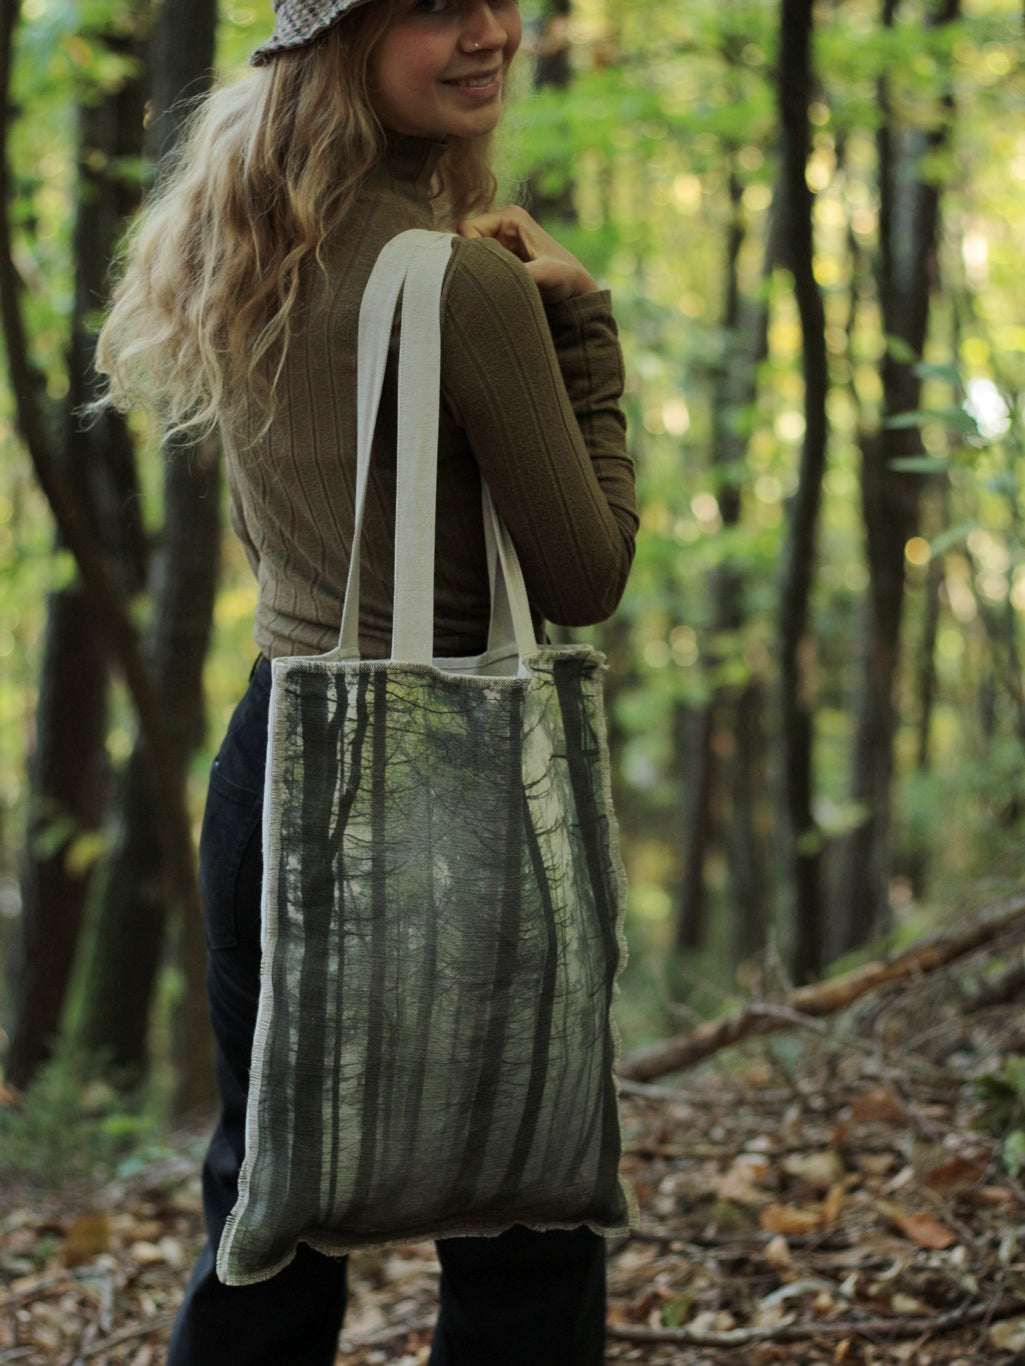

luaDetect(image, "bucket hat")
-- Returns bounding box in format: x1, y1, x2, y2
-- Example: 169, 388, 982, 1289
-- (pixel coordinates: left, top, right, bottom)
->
251, 0, 377, 66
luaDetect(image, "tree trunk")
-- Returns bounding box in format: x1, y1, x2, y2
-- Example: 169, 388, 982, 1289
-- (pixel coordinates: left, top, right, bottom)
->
833, 0, 960, 955
916, 535, 944, 773
729, 681, 771, 963
5, 11, 148, 1089
6, 597, 111, 1087
777, 0, 830, 983
79, 438, 220, 1085
675, 159, 775, 961
675, 703, 714, 951
77, 0, 220, 1111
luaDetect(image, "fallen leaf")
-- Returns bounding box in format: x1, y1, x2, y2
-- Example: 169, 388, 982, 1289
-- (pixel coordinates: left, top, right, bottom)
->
689, 1309, 737, 1333
62, 1212, 112, 1267
624, 1290, 660, 1322
752, 1298, 791, 1328
989, 1315, 1025, 1353
854, 1150, 898, 1177
821, 1183, 845, 1225
744, 1060, 775, 1087
891, 1291, 931, 1314
764, 1233, 792, 1269
760, 1203, 824, 1236
661, 1292, 695, 1328
121, 1218, 165, 1244
981, 1185, 1016, 1206
715, 1157, 772, 1206
158, 1236, 186, 1269
877, 1201, 957, 1250
922, 1156, 986, 1193
848, 1087, 905, 1123
782, 1150, 844, 1190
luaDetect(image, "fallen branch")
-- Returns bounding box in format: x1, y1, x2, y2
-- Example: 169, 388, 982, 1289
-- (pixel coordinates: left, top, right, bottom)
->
607, 1294, 1021, 1347
619, 896, 1025, 1082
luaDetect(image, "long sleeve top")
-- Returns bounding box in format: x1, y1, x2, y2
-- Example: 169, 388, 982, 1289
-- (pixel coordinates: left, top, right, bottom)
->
222, 133, 638, 661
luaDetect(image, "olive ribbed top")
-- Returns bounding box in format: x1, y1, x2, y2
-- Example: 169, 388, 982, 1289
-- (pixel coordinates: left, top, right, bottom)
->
221, 133, 638, 661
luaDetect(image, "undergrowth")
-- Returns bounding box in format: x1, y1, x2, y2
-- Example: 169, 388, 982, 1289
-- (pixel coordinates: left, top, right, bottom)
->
0, 1048, 174, 1191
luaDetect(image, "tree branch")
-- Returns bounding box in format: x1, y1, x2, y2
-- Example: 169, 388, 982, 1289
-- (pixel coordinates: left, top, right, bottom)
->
619, 896, 1025, 1082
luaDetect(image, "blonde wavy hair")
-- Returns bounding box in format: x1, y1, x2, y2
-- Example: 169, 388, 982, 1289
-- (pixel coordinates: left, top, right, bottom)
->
95, 4, 498, 441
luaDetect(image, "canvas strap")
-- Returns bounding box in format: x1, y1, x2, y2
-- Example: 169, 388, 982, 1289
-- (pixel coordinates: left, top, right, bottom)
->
338, 229, 535, 667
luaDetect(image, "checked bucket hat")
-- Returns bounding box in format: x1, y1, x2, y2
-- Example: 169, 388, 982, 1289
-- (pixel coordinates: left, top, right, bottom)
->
251, 0, 378, 65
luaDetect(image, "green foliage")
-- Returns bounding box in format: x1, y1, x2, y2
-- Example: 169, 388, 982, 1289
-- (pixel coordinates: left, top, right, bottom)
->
512, 0, 1025, 929
0, 1049, 172, 1186
975, 1054, 1025, 1176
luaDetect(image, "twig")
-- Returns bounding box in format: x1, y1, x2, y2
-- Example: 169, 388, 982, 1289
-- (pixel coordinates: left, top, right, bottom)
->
607, 1294, 1022, 1347
749, 1002, 829, 1034
617, 1077, 797, 1108
619, 896, 1025, 1081
70, 1311, 176, 1361
617, 1078, 693, 1102
0, 1265, 118, 1313
0, 1273, 77, 1310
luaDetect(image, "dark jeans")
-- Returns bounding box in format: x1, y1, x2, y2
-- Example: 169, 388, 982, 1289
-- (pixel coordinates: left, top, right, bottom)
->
166, 657, 607, 1366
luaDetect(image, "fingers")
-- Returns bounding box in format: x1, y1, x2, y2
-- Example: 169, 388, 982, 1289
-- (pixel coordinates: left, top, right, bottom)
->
458, 207, 539, 262
462, 206, 535, 237
458, 206, 600, 302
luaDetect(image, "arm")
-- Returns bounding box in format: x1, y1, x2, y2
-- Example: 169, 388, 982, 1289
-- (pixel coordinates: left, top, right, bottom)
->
439, 232, 637, 627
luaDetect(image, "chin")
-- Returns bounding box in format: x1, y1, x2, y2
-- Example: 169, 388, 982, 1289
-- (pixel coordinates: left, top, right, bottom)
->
451, 112, 503, 140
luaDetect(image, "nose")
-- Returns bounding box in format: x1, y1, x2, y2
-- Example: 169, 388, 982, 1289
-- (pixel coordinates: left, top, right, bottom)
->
458, 2, 510, 53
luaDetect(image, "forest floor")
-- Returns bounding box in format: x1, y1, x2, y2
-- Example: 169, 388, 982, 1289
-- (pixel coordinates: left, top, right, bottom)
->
3, 942, 1025, 1365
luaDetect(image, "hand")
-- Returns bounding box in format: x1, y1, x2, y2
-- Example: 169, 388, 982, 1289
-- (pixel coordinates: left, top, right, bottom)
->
458, 205, 600, 304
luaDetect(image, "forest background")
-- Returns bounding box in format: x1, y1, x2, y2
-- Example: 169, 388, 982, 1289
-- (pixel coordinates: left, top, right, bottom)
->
0, 0, 1024, 1153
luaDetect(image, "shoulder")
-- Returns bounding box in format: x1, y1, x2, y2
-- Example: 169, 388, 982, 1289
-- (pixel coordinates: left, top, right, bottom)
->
442, 235, 547, 324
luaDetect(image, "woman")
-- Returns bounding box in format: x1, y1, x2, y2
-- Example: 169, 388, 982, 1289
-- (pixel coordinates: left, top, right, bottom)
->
97, 2, 637, 1362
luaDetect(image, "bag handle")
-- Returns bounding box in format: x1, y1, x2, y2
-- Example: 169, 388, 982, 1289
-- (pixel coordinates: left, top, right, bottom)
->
338, 229, 535, 666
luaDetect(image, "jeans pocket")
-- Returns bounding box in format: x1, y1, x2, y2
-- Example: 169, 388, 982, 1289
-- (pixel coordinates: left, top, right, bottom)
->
199, 763, 263, 953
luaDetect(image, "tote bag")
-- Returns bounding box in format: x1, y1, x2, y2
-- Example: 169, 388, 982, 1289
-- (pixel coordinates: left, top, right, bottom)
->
217, 230, 636, 1286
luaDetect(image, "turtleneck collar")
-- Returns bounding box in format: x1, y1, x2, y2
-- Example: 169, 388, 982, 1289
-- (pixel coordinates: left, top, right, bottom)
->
368, 131, 447, 203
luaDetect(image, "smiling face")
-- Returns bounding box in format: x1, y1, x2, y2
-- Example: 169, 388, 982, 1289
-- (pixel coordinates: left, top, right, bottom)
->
367, 0, 522, 142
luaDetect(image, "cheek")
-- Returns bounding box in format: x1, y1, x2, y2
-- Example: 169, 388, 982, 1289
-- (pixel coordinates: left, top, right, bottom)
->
369, 34, 421, 96
503, 9, 523, 62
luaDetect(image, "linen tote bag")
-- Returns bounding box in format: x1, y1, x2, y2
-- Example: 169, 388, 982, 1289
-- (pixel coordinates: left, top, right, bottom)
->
217, 230, 636, 1286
